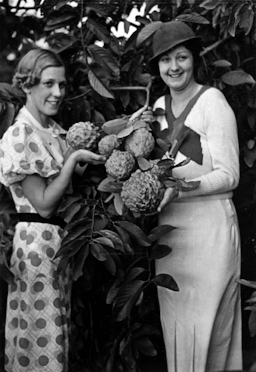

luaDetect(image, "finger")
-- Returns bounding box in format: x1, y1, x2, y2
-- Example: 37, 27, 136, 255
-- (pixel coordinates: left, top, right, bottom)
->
157, 190, 171, 212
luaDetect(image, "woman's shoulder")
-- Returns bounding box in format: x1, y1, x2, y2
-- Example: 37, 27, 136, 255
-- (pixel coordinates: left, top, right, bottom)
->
153, 95, 166, 110
199, 85, 227, 102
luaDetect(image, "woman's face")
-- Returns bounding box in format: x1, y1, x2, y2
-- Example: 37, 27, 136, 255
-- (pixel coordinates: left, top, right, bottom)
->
25, 66, 66, 126
158, 45, 195, 92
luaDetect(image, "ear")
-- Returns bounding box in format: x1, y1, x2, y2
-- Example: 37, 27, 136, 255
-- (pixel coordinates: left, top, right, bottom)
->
22, 85, 31, 94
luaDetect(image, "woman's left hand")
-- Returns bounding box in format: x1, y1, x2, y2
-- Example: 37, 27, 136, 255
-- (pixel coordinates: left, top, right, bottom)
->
141, 106, 153, 123
157, 187, 179, 212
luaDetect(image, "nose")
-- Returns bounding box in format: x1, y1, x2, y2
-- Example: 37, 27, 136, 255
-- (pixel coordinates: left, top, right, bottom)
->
169, 59, 179, 71
52, 84, 62, 97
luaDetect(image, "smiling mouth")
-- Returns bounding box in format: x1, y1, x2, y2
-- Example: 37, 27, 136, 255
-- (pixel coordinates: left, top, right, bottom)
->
169, 73, 182, 78
47, 101, 60, 106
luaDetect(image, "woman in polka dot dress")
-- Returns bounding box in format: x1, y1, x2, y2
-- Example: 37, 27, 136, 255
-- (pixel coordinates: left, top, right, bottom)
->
0, 48, 105, 372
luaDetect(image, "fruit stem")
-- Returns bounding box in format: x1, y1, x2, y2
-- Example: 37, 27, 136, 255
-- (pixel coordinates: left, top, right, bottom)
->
110, 80, 152, 122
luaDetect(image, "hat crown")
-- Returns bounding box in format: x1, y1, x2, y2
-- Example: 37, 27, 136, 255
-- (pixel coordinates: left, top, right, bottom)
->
152, 21, 196, 56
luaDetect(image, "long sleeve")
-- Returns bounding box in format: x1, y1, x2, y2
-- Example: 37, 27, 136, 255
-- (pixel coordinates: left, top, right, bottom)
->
153, 87, 240, 199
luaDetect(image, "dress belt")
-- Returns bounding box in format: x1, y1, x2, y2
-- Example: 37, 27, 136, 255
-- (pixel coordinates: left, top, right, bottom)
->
17, 213, 66, 229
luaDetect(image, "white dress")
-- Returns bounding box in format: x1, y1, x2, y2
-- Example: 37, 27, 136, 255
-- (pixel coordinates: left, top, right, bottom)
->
154, 87, 242, 372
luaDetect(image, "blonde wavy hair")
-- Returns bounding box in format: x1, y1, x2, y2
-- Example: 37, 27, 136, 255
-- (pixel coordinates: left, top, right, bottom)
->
12, 48, 65, 90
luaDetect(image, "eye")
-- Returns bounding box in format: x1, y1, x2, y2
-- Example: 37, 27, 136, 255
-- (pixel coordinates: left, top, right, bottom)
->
44, 81, 53, 88
59, 82, 67, 90
159, 55, 170, 63
177, 55, 187, 61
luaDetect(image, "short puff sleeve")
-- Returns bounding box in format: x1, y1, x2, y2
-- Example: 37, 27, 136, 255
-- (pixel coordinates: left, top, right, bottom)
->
0, 123, 62, 186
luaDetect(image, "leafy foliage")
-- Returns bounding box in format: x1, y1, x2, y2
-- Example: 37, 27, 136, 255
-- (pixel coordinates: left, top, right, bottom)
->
1, 0, 256, 370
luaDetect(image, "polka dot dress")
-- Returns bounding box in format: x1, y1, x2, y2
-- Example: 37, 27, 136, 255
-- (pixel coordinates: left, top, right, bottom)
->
0, 107, 71, 372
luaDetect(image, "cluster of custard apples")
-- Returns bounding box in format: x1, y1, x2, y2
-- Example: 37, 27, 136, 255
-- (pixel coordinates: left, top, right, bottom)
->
66, 118, 175, 214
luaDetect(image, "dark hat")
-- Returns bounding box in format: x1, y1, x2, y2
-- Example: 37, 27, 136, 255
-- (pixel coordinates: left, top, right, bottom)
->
149, 20, 201, 75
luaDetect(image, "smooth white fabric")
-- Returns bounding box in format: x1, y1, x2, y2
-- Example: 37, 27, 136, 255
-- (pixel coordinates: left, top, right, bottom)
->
154, 87, 242, 372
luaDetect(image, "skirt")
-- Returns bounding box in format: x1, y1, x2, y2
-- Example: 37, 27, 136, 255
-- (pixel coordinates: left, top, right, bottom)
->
156, 195, 242, 372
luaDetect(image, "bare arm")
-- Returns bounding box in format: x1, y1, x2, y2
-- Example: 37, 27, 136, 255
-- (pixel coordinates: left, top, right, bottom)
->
21, 149, 105, 218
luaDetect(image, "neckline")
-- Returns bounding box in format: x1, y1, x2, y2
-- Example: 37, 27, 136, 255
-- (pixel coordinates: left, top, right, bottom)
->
170, 85, 204, 119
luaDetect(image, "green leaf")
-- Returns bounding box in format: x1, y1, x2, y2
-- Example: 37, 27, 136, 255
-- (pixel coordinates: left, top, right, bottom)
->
114, 280, 145, 321
125, 267, 146, 283
212, 60, 232, 68
114, 226, 133, 253
249, 311, 256, 337
134, 338, 157, 356
55, 237, 87, 259
88, 44, 120, 78
106, 279, 122, 304
221, 70, 255, 86
152, 273, 179, 291
86, 18, 113, 45
243, 146, 256, 168
176, 12, 210, 24
88, 70, 114, 99
176, 179, 201, 191
199, 0, 221, 10
94, 236, 115, 249
237, 279, 256, 289
137, 157, 151, 171
0, 253, 14, 285
103, 250, 116, 276
90, 243, 107, 261
150, 244, 172, 260
102, 118, 128, 135
147, 225, 175, 242
136, 21, 162, 47
114, 192, 124, 215
239, 4, 254, 35
73, 246, 90, 281
117, 125, 134, 138
117, 221, 151, 247
100, 230, 125, 251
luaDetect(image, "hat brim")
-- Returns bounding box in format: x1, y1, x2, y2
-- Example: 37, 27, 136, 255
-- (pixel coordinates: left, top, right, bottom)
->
149, 35, 201, 76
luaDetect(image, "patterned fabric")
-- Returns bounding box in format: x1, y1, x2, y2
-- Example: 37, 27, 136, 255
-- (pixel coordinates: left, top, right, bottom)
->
0, 107, 71, 372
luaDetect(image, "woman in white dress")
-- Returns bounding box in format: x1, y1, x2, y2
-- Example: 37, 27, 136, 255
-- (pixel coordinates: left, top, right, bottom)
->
149, 20, 242, 372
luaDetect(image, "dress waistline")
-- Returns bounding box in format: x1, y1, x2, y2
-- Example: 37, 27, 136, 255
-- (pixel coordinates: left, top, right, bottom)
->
17, 213, 66, 229
175, 191, 233, 203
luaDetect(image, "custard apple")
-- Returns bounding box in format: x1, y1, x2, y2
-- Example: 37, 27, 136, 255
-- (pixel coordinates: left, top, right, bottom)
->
105, 150, 135, 180
66, 121, 100, 150
121, 169, 165, 213
98, 134, 121, 158
149, 159, 174, 177
124, 128, 155, 158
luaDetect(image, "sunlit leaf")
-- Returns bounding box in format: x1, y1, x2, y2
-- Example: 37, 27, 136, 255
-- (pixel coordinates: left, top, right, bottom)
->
199, 0, 221, 10
152, 273, 179, 291
117, 125, 134, 138
243, 146, 256, 168
221, 70, 255, 86
114, 193, 123, 215
137, 157, 151, 171
94, 236, 115, 249
88, 70, 114, 99
239, 4, 254, 35
136, 21, 162, 47
176, 12, 210, 24
237, 279, 256, 289
212, 60, 232, 68
102, 118, 128, 135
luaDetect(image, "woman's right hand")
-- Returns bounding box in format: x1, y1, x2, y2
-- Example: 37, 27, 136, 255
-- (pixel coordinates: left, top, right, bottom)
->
157, 187, 179, 212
